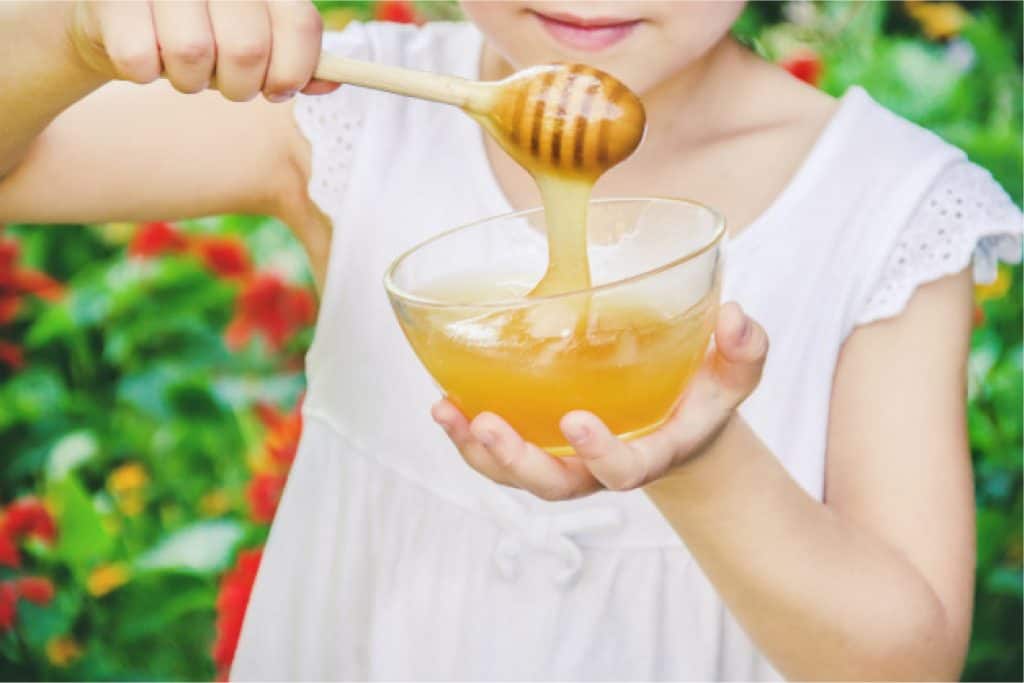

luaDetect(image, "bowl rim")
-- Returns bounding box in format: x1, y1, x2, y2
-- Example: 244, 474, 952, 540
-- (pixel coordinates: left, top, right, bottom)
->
382, 196, 726, 309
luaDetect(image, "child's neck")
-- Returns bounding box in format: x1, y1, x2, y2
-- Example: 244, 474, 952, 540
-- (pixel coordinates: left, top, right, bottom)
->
477, 36, 839, 237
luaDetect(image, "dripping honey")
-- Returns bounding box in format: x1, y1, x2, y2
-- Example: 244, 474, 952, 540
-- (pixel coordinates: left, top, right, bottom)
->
394, 63, 717, 453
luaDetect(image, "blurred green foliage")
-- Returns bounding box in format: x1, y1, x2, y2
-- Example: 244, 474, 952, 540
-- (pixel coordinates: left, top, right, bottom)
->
0, 1, 1020, 680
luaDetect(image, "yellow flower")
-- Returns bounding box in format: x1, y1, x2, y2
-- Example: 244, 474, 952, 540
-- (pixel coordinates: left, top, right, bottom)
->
87, 563, 131, 597
98, 222, 137, 245
199, 490, 232, 517
107, 462, 149, 516
321, 8, 360, 30
904, 1, 970, 40
107, 462, 148, 495
46, 636, 83, 667
975, 265, 1012, 302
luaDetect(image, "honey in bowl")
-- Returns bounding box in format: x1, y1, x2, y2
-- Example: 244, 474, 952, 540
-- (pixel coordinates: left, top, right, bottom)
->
386, 63, 722, 454
386, 198, 725, 455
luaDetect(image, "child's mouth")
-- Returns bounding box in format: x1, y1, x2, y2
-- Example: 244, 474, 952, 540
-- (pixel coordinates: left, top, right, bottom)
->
530, 10, 641, 52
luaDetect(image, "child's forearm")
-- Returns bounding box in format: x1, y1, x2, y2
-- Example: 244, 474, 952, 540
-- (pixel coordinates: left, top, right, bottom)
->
644, 416, 960, 681
0, 3, 107, 178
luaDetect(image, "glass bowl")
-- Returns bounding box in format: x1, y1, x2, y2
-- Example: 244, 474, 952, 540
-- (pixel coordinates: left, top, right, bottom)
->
384, 197, 726, 455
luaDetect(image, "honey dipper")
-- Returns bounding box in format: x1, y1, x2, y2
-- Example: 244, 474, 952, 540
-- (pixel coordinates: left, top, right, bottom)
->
314, 54, 646, 179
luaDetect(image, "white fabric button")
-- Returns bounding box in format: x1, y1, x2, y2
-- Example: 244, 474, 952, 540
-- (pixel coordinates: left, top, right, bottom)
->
480, 491, 625, 588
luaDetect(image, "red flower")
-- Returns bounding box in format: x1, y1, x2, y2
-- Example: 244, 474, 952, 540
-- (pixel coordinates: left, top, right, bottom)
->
4, 497, 58, 544
0, 295, 21, 324
0, 582, 16, 632
0, 235, 64, 331
212, 548, 263, 677
16, 576, 55, 605
0, 239, 17, 272
780, 51, 822, 87
224, 273, 317, 351
375, 0, 420, 24
246, 473, 287, 524
972, 303, 986, 328
194, 236, 252, 279
0, 529, 20, 568
128, 221, 189, 258
0, 341, 24, 370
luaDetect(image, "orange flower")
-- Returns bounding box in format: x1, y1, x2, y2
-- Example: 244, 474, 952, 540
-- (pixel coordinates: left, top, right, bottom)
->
87, 563, 131, 597
3, 497, 57, 544
255, 399, 304, 470
10, 269, 64, 301
46, 635, 83, 667
212, 548, 263, 677
224, 273, 317, 351
16, 576, 55, 605
194, 235, 252, 279
0, 582, 16, 632
0, 234, 64, 334
904, 1, 969, 40
246, 472, 287, 524
128, 221, 190, 258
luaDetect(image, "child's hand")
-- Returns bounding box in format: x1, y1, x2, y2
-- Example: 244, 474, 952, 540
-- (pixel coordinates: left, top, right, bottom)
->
69, 1, 334, 102
431, 303, 770, 500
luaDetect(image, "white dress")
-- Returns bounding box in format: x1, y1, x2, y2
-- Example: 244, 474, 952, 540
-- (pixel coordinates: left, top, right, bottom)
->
232, 21, 1023, 681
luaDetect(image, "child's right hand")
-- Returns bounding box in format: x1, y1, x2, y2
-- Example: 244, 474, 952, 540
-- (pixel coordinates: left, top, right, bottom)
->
68, 0, 333, 103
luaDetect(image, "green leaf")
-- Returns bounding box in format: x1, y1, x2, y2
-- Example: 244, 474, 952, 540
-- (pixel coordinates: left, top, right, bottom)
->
17, 592, 80, 651
24, 303, 75, 348
47, 475, 114, 575
135, 520, 244, 574
985, 567, 1024, 598
0, 367, 67, 430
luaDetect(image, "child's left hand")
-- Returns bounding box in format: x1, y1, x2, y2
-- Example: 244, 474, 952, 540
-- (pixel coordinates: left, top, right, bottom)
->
431, 302, 770, 500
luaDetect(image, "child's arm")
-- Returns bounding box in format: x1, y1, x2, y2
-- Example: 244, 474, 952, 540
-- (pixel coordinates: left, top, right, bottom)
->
433, 272, 974, 680
0, 2, 326, 229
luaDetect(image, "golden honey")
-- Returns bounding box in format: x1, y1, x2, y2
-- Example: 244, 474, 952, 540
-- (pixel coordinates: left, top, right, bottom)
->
391, 64, 720, 454
399, 279, 719, 454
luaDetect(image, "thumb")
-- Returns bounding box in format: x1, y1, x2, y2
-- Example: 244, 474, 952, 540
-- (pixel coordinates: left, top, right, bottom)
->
708, 302, 769, 401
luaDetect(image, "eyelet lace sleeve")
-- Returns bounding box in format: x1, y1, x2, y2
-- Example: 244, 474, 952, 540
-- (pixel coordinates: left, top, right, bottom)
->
855, 160, 1023, 326
292, 25, 372, 220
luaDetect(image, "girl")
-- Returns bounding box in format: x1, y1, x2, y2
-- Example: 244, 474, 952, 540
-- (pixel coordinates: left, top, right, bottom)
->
1, 1, 1020, 680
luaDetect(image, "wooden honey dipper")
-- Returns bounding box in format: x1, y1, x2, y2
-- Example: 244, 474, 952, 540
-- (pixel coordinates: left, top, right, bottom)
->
314, 54, 646, 179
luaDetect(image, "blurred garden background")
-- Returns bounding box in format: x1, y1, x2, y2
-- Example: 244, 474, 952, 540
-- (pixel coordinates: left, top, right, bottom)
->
0, 1, 1020, 680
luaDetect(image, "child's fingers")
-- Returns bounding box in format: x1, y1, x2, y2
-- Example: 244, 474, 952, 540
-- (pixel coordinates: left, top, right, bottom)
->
263, 1, 324, 102
300, 79, 342, 96
710, 302, 769, 401
95, 1, 162, 84
153, 1, 215, 94
431, 401, 516, 487
470, 413, 601, 501
208, 1, 272, 102
562, 411, 668, 491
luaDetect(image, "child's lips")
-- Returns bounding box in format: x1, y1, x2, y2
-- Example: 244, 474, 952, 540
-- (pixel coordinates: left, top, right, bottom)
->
531, 11, 641, 52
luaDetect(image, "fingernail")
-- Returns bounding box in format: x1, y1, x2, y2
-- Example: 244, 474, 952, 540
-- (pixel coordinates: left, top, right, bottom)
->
564, 423, 589, 444
267, 90, 296, 103
738, 316, 752, 343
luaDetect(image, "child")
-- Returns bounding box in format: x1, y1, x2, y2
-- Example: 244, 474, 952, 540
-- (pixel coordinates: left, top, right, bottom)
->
1, 1, 1020, 680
